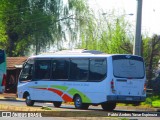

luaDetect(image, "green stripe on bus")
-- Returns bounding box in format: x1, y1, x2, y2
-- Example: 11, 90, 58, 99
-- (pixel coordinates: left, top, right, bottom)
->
50, 85, 68, 91
30, 85, 91, 103
67, 88, 91, 103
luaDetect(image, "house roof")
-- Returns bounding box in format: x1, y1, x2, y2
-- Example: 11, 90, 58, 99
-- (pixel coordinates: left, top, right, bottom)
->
7, 57, 28, 70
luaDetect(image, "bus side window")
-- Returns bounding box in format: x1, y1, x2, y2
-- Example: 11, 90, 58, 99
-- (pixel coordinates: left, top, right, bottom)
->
89, 58, 107, 81
69, 59, 89, 81
19, 60, 33, 82
34, 60, 51, 80
51, 59, 69, 80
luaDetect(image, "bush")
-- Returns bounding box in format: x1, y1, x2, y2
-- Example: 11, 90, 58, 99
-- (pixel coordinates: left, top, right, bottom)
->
152, 100, 160, 107
143, 95, 160, 107
148, 75, 160, 94
145, 98, 152, 105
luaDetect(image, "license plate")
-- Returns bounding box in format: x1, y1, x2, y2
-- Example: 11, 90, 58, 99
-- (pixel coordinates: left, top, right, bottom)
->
126, 97, 132, 100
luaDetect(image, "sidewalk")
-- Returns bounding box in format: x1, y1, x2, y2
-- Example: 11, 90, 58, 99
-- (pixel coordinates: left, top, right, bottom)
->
0, 93, 44, 112
116, 105, 160, 112
0, 93, 17, 100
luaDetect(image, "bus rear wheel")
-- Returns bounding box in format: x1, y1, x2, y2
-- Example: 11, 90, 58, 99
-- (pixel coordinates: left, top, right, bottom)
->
74, 95, 89, 109
53, 101, 62, 107
101, 102, 116, 111
25, 94, 34, 106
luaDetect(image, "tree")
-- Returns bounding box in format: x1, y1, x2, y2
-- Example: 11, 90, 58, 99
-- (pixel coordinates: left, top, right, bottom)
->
0, 0, 38, 56
0, 21, 7, 50
78, 10, 133, 54
142, 34, 160, 82
0, 0, 90, 56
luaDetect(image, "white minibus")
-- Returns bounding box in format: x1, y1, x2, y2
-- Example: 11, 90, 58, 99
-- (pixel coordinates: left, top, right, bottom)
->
18, 50, 146, 111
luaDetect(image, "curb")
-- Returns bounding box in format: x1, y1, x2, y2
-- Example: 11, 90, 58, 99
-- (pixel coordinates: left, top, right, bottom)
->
0, 104, 42, 111
116, 106, 160, 112
0, 96, 24, 102
0, 99, 160, 112
0, 96, 160, 116
0, 103, 159, 117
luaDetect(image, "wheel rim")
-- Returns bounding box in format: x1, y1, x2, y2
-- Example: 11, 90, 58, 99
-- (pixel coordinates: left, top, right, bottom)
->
75, 97, 81, 108
26, 95, 31, 104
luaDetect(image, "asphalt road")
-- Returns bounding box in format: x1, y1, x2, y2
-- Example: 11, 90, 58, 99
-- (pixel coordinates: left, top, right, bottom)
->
0, 99, 160, 120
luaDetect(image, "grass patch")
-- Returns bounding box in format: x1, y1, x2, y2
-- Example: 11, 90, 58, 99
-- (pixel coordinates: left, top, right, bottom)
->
41, 106, 52, 110
117, 103, 126, 106
120, 118, 129, 120
117, 95, 160, 108
152, 100, 160, 107
141, 94, 160, 107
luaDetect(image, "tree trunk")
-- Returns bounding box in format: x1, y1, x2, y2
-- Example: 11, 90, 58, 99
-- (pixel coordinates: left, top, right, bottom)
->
147, 45, 154, 88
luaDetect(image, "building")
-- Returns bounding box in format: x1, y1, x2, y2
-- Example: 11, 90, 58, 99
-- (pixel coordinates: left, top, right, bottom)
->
6, 57, 28, 93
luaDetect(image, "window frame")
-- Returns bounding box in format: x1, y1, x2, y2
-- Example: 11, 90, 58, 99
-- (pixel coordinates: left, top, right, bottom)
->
112, 55, 145, 79
69, 58, 89, 81
19, 57, 108, 83
51, 57, 108, 82
19, 59, 34, 82
88, 58, 107, 82
33, 58, 52, 81
51, 58, 70, 81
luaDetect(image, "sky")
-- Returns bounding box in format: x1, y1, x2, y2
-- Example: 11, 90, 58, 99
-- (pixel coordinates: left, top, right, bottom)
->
88, 0, 160, 36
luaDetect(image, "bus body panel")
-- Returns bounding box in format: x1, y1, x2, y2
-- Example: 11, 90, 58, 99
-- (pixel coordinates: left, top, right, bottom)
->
106, 55, 146, 103
18, 80, 107, 104
18, 51, 146, 105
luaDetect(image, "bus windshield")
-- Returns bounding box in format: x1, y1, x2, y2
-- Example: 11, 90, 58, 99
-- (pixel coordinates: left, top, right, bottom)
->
112, 55, 145, 79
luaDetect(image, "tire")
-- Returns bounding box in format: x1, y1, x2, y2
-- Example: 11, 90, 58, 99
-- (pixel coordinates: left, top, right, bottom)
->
101, 102, 116, 111
53, 101, 62, 107
25, 94, 34, 106
74, 95, 89, 109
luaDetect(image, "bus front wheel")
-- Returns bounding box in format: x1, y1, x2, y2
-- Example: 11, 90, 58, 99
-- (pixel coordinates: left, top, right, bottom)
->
101, 102, 116, 111
74, 95, 89, 109
25, 94, 34, 106
53, 101, 62, 107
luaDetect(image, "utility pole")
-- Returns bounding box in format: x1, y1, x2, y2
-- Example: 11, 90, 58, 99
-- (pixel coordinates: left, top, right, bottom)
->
133, 0, 143, 56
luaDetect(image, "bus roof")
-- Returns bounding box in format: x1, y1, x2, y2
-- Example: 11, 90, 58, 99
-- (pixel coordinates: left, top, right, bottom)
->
30, 49, 108, 58
29, 49, 135, 59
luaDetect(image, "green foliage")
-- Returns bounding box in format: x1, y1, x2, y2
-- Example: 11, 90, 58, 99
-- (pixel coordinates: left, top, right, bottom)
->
0, 22, 8, 50
0, 0, 90, 56
78, 9, 160, 82
142, 34, 160, 80
120, 118, 129, 120
142, 95, 160, 107
145, 97, 152, 105
41, 106, 52, 110
150, 95, 160, 101
152, 100, 160, 107
78, 10, 133, 54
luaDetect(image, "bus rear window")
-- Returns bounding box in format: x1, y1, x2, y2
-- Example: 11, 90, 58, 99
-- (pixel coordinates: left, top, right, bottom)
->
112, 55, 145, 78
